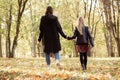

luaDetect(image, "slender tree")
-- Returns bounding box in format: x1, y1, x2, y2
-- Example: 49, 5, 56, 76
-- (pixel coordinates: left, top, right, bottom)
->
29, 1, 36, 57
100, 0, 120, 57
101, 0, 115, 57
0, 23, 2, 57
10, 0, 28, 58
6, 0, 12, 58
110, 0, 120, 56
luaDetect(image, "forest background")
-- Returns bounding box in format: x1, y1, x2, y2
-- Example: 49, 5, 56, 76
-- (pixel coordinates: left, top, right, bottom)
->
0, 0, 119, 58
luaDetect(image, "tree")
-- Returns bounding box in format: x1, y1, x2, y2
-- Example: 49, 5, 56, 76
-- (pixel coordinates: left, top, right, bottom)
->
10, 0, 28, 58
0, 23, 2, 57
100, 0, 120, 57
5, 0, 13, 58
110, 0, 120, 56
0, 1, 8, 57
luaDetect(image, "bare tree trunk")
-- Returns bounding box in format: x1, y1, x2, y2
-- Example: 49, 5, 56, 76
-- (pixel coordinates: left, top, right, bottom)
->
116, 38, 120, 56
104, 33, 109, 56
29, 1, 36, 57
6, 1, 12, 58
31, 35, 36, 57
113, 0, 120, 56
117, 0, 120, 56
104, 29, 114, 57
109, 29, 114, 57
107, 0, 115, 57
10, 0, 28, 58
101, 0, 115, 57
83, 0, 87, 18
88, 0, 93, 27
37, 43, 40, 57
36, 38, 44, 57
0, 24, 2, 57
41, 45, 45, 57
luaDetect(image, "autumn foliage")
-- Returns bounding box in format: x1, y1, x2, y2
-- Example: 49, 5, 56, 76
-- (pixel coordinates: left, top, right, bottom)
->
0, 58, 120, 80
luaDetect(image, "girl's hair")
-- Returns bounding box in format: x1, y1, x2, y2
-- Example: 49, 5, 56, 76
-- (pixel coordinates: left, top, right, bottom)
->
45, 6, 53, 15
77, 17, 85, 35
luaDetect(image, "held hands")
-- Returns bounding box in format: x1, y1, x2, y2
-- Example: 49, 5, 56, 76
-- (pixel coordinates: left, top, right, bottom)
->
66, 36, 71, 40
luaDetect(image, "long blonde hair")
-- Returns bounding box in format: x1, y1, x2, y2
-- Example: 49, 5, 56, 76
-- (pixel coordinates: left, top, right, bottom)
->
77, 17, 85, 35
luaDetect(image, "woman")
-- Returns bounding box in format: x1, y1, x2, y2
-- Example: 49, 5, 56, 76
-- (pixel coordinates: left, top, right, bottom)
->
38, 6, 67, 69
68, 17, 94, 70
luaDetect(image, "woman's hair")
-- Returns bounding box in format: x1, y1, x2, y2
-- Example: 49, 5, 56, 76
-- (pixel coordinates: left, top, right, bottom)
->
77, 17, 85, 35
45, 6, 53, 15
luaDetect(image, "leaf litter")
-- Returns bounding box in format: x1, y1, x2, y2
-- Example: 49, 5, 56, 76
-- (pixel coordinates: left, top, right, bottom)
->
0, 57, 120, 80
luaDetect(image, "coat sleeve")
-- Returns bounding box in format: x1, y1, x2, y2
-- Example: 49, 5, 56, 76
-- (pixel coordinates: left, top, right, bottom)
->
56, 17, 67, 38
38, 17, 44, 42
86, 27, 94, 47
68, 27, 77, 40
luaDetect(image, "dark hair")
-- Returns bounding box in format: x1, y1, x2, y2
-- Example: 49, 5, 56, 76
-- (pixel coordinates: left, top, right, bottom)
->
45, 6, 53, 15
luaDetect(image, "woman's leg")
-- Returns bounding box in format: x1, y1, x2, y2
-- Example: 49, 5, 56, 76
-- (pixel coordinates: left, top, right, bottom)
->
54, 52, 60, 65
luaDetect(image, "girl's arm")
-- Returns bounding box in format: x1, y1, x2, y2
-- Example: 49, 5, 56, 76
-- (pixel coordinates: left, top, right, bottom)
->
87, 27, 94, 47
68, 27, 77, 40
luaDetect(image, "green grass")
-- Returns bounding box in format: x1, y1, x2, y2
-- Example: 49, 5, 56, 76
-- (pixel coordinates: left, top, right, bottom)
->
0, 57, 120, 80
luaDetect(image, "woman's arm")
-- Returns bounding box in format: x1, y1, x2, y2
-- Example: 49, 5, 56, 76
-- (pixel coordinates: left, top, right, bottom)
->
38, 17, 44, 42
56, 17, 67, 38
68, 28, 77, 40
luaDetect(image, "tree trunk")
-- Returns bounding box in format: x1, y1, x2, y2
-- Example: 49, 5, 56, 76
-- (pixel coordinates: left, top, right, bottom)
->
10, 0, 28, 58
115, 0, 120, 56
109, 30, 114, 57
37, 43, 40, 57
115, 38, 120, 56
117, 43, 120, 57
101, 0, 115, 57
39, 42, 45, 57
6, 2, 12, 58
11, 21, 20, 57
88, 0, 92, 27
31, 34, 36, 57
104, 30, 114, 57
29, 1, 36, 57
0, 25, 2, 57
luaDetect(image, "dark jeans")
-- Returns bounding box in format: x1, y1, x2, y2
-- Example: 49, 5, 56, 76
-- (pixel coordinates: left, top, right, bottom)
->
80, 52, 87, 70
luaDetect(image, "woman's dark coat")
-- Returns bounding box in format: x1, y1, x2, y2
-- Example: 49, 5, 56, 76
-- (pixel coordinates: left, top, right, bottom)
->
38, 14, 66, 53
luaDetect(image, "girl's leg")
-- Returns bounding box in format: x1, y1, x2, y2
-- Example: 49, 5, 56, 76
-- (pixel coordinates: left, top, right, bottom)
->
80, 52, 85, 70
83, 52, 87, 70
54, 52, 60, 66
80, 52, 84, 65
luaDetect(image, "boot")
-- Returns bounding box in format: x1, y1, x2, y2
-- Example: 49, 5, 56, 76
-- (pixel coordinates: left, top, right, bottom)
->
81, 64, 86, 70
84, 64, 87, 70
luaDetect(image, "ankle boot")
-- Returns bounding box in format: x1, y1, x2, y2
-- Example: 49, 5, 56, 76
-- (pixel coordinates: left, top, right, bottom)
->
81, 64, 85, 70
